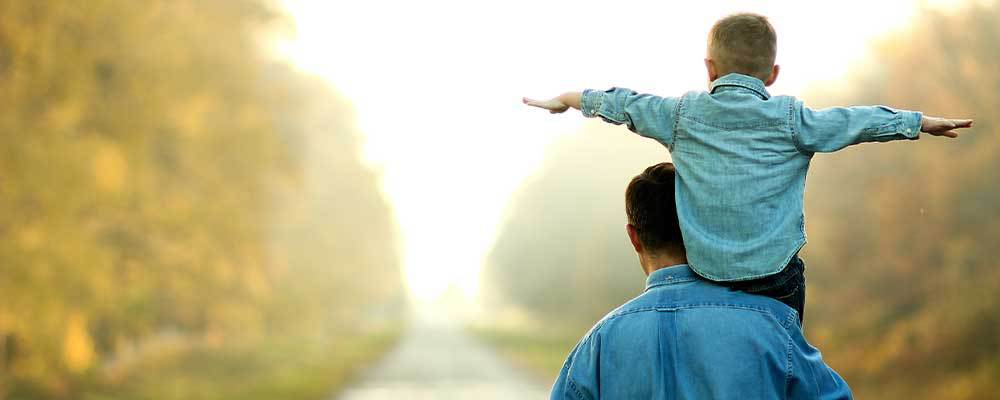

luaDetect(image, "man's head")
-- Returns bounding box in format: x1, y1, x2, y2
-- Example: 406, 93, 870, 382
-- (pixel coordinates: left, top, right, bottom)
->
705, 13, 779, 86
625, 162, 685, 274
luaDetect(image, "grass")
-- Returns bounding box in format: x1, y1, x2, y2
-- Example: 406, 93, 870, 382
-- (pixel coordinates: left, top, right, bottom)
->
67, 328, 401, 400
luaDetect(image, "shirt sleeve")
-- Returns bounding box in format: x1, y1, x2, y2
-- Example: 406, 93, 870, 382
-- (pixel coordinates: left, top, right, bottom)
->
793, 100, 923, 153
581, 87, 678, 147
786, 326, 853, 400
549, 332, 601, 400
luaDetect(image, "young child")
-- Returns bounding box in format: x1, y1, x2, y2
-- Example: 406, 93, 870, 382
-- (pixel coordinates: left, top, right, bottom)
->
523, 13, 973, 323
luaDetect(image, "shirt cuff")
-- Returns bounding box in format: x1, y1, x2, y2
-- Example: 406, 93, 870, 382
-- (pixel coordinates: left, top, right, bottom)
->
901, 111, 922, 139
580, 89, 603, 118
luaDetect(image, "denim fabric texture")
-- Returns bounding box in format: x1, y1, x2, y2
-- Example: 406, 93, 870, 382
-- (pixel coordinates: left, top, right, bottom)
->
581, 74, 922, 281
549, 264, 852, 400
723, 256, 807, 324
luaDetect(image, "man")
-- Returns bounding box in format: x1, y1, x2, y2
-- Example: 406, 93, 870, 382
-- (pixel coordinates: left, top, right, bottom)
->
549, 162, 852, 399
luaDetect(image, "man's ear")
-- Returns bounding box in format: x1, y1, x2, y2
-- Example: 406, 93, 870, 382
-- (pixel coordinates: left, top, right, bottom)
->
764, 64, 780, 87
704, 59, 720, 83
627, 224, 644, 254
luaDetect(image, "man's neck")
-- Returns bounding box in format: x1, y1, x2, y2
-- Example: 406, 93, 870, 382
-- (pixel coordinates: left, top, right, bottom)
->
640, 251, 688, 276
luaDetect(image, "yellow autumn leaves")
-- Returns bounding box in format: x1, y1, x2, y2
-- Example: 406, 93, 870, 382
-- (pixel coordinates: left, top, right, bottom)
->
92, 142, 127, 194
63, 314, 94, 373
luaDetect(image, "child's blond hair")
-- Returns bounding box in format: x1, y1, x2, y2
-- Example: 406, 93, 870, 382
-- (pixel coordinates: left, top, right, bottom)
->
708, 13, 777, 81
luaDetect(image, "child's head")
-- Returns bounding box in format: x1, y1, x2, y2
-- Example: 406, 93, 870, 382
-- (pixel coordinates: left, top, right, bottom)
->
705, 13, 779, 86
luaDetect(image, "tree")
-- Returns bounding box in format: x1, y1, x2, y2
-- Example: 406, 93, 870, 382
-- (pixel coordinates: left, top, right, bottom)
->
0, 1, 403, 397
800, 4, 1000, 398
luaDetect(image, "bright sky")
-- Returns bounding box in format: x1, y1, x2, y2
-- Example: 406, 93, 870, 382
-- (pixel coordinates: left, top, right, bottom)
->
275, 0, 959, 301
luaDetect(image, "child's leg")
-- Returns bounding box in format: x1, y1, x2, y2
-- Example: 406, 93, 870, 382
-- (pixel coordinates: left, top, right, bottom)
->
724, 257, 807, 324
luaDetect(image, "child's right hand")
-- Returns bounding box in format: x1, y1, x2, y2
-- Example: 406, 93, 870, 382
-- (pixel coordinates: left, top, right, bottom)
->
921, 116, 974, 138
523, 97, 570, 114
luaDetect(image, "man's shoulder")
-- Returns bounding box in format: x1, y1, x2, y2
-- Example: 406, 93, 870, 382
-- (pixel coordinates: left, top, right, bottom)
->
597, 279, 799, 334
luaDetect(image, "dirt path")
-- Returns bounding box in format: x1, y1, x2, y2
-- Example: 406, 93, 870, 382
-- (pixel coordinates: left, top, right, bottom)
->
335, 308, 550, 400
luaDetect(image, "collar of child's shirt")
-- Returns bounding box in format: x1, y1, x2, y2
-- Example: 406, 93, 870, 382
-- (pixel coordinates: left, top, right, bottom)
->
710, 73, 770, 100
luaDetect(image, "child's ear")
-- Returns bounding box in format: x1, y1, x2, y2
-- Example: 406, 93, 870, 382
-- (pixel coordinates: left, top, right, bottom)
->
704, 59, 719, 83
764, 64, 780, 87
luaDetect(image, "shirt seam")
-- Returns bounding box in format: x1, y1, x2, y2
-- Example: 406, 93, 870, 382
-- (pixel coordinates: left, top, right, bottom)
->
605, 303, 783, 325
710, 74, 770, 99
669, 94, 684, 151
584, 89, 603, 118
596, 88, 626, 124
643, 265, 697, 289
680, 113, 786, 130
567, 376, 589, 400
785, 327, 794, 396
645, 276, 699, 290
862, 121, 900, 135
689, 237, 807, 282
789, 98, 812, 155
609, 87, 625, 122
712, 84, 769, 100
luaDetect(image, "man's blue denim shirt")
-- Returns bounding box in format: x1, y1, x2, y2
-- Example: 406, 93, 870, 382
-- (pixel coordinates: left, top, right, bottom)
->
581, 74, 922, 281
550, 265, 852, 400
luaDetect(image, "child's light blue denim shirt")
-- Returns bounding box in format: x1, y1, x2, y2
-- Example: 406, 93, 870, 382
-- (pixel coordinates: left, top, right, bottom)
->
549, 264, 852, 399
581, 73, 922, 281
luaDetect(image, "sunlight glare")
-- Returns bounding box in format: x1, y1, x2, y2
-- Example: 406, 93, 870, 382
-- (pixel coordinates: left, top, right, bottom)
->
275, 0, 961, 301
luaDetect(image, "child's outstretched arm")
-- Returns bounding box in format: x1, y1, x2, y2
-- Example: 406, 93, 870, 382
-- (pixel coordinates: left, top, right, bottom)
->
522, 92, 582, 114
795, 102, 974, 153
523, 88, 680, 146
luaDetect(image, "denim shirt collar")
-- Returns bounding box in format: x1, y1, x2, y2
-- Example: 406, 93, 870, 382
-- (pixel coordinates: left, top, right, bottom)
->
710, 73, 770, 100
645, 264, 700, 291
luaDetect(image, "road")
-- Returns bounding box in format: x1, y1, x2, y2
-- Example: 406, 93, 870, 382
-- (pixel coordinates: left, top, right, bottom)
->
335, 307, 551, 400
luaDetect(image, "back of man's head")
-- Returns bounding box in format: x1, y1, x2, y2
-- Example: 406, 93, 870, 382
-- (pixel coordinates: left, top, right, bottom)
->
625, 162, 683, 255
707, 13, 777, 81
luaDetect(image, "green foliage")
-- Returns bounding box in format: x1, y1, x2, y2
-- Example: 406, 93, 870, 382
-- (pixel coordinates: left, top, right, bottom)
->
0, 1, 403, 398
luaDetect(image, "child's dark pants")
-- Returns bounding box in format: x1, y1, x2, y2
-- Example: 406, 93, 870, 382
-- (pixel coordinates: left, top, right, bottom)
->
720, 256, 806, 324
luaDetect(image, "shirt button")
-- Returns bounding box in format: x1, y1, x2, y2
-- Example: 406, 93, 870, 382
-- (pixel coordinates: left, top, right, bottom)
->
905, 128, 913, 133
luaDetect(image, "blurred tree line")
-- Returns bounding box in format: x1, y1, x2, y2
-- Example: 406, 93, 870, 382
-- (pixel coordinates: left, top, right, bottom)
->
484, 127, 662, 327
0, 1, 402, 398
800, 4, 999, 398
485, 3, 998, 399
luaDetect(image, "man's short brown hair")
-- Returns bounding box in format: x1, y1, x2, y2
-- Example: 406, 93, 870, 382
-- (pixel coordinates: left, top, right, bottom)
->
708, 13, 777, 81
625, 162, 683, 255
